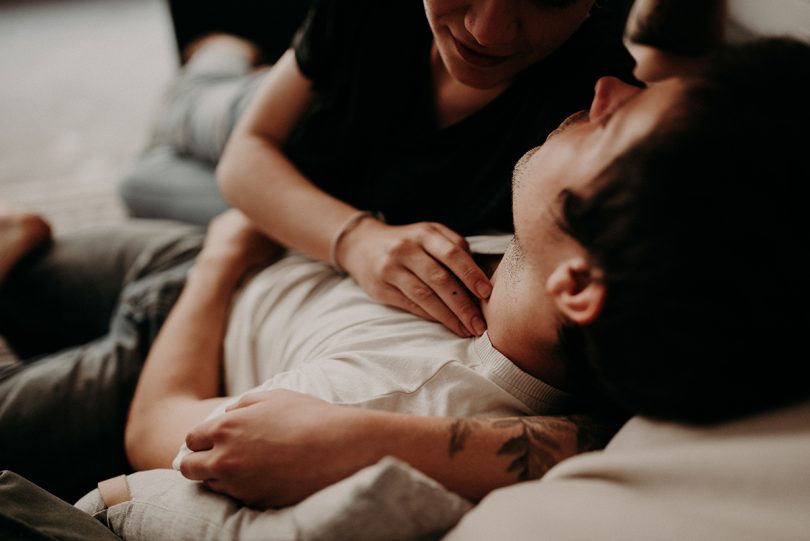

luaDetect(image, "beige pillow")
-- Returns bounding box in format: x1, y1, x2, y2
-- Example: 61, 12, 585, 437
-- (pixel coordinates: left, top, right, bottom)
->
75, 457, 472, 541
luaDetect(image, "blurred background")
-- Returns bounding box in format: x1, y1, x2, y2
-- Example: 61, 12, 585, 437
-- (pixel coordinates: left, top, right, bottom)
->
0, 0, 807, 366
1, 0, 809, 234
0, 0, 311, 236
0, 0, 176, 233
0, 0, 310, 362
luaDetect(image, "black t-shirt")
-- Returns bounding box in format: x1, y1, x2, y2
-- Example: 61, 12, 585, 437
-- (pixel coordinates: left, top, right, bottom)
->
286, 0, 635, 234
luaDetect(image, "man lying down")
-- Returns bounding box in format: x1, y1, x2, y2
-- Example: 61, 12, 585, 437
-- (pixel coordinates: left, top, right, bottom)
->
106, 42, 712, 513
66, 43, 686, 528
70, 203, 622, 540
168, 232, 599, 459
3, 34, 806, 541
0, 38, 633, 514
123, 62, 654, 495
72, 32, 792, 526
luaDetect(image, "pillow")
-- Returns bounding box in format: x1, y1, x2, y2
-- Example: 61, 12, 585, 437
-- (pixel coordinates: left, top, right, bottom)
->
75, 457, 473, 541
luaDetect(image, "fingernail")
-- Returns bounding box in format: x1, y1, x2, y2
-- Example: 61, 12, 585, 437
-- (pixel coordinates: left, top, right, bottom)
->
471, 316, 486, 336
475, 281, 492, 298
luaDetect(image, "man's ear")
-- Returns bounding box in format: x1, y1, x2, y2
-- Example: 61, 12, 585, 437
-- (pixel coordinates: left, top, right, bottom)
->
546, 258, 605, 325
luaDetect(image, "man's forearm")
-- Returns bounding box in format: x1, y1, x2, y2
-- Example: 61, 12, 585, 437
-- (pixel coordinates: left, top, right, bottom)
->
352, 409, 618, 502
133, 259, 237, 400
126, 210, 281, 471
125, 256, 238, 469
180, 389, 621, 507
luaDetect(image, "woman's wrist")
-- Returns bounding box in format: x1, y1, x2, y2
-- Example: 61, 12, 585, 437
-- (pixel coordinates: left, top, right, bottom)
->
332, 212, 383, 274
329, 211, 372, 272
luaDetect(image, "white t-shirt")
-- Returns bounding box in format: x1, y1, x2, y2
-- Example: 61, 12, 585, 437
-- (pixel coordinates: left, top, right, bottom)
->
175, 239, 573, 466
223, 248, 573, 416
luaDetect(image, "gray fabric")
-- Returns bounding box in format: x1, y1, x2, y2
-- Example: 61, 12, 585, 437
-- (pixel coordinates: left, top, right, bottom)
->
120, 146, 230, 226
0, 470, 121, 541
120, 46, 265, 225
150, 46, 266, 163
76, 458, 472, 541
0, 221, 204, 502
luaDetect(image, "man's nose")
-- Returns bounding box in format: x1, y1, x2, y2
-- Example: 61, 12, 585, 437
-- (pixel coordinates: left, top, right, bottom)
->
589, 76, 641, 122
465, 0, 518, 47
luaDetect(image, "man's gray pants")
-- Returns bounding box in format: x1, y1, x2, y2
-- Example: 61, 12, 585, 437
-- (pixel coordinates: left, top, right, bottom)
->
0, 221, 203, 502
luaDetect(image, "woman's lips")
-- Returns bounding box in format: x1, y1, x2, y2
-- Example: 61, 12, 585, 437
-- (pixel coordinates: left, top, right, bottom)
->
452, 36, 509, 68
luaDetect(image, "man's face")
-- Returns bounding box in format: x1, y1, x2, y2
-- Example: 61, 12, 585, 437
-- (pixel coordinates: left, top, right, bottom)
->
423, 0, 594, 89
483, 76, 689, 376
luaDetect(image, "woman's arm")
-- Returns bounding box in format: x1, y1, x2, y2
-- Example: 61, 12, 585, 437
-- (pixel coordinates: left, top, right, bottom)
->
178, 390, 618, 508
124, 211, 281, 471
217, 50, 349, 261
217, 51, 491, 338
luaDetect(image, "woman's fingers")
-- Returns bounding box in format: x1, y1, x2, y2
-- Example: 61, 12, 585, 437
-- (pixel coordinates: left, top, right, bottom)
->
386, 269, 471, 337
341, 221, 492, 336
384, 238, 486, 336
404, 227, 490, 336
426, 221, 470, 252
422, 225, 492, 300
376, 283, 436, 321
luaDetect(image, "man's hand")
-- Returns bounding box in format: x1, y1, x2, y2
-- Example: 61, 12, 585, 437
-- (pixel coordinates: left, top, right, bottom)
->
335, 218, 492, 338
178, 390, 622, 507
179, 390, 374, 509
197, 209, 283, 285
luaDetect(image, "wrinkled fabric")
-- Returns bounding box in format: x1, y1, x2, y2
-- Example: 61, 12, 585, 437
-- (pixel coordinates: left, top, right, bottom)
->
0, 470, 120, 540
76, 458, 472, 541
0, 221, 203, 502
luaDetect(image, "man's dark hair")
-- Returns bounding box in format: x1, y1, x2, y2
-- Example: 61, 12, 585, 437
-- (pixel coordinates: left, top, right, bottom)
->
563, 38, 810, 424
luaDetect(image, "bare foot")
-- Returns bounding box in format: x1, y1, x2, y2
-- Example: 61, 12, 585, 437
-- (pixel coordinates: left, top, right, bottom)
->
182, 33, 261, 65
0, 210, 52, 283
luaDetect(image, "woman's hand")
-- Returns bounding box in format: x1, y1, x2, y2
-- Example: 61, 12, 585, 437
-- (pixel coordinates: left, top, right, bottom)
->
335, 217, 492, 337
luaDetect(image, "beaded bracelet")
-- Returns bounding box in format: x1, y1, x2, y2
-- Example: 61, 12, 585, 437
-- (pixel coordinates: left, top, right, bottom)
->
329, 210, 373, 273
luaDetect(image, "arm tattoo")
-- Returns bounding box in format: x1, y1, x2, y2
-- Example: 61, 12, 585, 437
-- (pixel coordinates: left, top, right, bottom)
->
492, 415, 620, 482
448, 418, 474, 457
446, 415, 622, 481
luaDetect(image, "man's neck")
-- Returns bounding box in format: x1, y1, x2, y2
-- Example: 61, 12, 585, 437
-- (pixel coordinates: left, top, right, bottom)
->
488, 329, 569, 391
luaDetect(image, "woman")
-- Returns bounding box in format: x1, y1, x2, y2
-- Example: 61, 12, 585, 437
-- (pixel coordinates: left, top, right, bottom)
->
127, 0, 636, 337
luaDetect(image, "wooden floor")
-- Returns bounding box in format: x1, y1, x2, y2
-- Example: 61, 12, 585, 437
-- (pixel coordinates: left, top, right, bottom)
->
0, 0, 177, 362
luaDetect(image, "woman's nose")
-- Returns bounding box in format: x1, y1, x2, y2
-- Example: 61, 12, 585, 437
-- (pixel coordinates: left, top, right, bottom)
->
589, 76, 642, 122
465, 0, 518, 47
